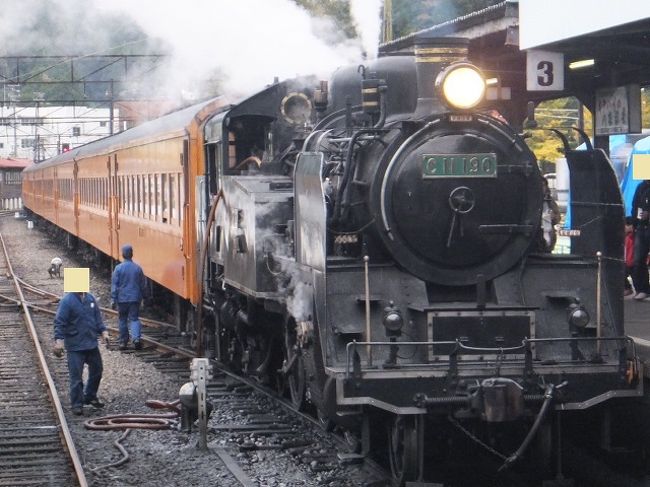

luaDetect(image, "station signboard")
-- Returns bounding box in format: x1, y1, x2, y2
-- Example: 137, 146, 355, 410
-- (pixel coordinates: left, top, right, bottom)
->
595, 85, 641, 136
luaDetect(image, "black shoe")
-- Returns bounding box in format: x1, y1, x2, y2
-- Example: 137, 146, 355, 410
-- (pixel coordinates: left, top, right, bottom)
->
119, 341, 128, 350
72, 406, 83, 416
84, 398, 105, 408
134, 340, 143, 350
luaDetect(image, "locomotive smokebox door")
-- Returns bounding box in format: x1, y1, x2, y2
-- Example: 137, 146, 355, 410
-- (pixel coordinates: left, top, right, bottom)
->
481, 378, 524, 422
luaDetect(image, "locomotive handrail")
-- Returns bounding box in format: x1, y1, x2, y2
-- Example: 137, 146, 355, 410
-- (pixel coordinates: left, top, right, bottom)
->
344, 336, 637, 378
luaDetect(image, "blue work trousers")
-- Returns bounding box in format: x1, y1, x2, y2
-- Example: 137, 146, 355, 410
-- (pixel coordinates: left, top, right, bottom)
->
118, 301, 142, 343
67, 348, 103, 408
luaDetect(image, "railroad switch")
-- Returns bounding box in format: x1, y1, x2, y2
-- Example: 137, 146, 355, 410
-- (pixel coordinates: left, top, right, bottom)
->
180, 358, 214, 449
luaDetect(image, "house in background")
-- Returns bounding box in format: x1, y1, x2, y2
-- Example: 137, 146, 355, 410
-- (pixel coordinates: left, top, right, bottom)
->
0, 157, 31, 209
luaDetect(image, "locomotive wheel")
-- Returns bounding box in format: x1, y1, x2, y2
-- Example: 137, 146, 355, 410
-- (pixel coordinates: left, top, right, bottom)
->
389, 415, 422, 485
283, 318, 306, 410
316, 377, 337, 432
287, 352, 306, 410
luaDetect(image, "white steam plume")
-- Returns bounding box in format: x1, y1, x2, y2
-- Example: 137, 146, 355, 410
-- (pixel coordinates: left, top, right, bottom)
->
95, 0, 365, 100
350, 0, 382, 59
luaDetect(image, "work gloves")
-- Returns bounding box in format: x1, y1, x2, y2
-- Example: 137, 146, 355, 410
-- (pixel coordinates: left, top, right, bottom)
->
53, 339, 64, 357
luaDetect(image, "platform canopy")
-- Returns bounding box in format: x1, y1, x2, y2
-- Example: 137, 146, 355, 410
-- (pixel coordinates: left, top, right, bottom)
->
379, 1, 650, 133
519, 0, 650, 93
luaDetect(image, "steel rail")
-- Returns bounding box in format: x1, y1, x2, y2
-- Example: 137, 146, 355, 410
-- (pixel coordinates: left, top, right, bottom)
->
0, 233, 88, 487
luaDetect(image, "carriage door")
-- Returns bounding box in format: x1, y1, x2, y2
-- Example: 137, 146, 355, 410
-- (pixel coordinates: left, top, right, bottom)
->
109, 154, 120, 259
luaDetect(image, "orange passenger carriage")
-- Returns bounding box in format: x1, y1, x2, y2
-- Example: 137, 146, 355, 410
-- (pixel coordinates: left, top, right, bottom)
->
22, 98, 228, 308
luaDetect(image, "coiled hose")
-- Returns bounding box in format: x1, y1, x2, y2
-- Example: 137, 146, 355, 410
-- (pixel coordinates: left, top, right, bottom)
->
84, 399, 181, 472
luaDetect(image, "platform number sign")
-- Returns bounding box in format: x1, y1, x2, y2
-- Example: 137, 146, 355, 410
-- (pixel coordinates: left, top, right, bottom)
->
526, 50, 564, 92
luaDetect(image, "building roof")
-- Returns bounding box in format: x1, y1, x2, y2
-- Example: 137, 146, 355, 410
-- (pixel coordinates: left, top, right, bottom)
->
0, 158, 32, 169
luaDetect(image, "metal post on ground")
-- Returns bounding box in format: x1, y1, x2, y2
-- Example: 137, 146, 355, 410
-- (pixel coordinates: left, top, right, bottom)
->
190, 358, 212, 450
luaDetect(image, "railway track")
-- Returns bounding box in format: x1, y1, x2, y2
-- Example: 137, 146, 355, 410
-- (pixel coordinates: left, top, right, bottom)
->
9, 265, 389, 485
3, 241, 645, 486
0, 232, 87, 487
111, 335, 391, 485
6, 215, 649, 486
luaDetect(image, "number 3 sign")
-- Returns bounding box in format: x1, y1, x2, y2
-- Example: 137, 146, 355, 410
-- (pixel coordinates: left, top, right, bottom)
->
526, 50, 564, 91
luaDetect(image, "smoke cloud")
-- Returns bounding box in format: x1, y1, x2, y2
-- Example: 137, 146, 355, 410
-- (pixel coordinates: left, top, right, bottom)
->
0, 0, 383, 106
95, 0, 366, 100
350, 0, 382, 59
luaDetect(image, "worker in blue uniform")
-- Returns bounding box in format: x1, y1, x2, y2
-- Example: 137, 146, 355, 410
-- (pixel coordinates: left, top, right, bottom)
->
111, 244, 147, 350
53, 269, 109, 416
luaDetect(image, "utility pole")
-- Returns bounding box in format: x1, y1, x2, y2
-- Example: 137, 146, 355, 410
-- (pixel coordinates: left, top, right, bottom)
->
8, 85, 19, 157
382, 0, 393, 43
109, 79, 115, 136
33, 92, 44, 162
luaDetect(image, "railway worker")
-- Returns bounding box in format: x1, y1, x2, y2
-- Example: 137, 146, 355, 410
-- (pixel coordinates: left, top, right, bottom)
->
111, 244, 147, 350
48, 256, 63, 278
631, 179, 650, 300
53, 268, 108, 416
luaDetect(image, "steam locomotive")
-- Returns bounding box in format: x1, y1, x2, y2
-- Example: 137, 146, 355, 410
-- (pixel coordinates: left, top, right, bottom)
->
23, 35, 642, 485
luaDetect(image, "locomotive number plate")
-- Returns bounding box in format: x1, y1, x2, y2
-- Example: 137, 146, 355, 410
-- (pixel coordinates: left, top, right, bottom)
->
422, 153, 497, 178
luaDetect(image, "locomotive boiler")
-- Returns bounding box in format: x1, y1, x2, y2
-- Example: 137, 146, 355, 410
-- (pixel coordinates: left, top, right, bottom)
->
23, 33, 642, 485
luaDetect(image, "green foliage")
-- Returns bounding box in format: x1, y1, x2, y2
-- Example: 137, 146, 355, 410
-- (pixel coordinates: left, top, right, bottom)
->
525, 97, 594, 169
391, 0, 502, 38
293, 0, 358, 38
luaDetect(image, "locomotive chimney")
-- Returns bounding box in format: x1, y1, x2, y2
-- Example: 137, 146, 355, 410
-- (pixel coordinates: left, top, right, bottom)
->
413, 36, 469, 118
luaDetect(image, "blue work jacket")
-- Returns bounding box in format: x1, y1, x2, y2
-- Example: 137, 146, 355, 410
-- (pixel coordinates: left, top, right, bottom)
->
111, 259, 146, 303
53, 292, 106, 352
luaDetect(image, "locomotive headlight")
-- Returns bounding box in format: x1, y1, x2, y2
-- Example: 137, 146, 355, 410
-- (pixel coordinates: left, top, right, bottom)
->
568, 304, 590, 328
435, 63, 486, 110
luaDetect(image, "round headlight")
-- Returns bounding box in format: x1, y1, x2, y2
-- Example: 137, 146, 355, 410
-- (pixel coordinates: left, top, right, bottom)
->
436, 63, 486, 110
568, 305, 590, 328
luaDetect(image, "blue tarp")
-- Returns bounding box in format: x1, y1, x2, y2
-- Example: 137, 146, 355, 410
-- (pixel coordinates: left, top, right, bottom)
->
621, 136, 650, 216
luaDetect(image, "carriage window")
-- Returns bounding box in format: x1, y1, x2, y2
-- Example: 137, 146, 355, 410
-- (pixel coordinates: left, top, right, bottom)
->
119, 176, 124, 213
154, 174, 160, 221
161, 173, 169, 223
143, 175, 149, 219
125, 176, 130, 214
137, 175, 142, 216
177, 173, 182, 225
170, 174, 176, 224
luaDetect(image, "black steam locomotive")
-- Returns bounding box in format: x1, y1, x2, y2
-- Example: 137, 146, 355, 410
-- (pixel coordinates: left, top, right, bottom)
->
201, 36, 642, 484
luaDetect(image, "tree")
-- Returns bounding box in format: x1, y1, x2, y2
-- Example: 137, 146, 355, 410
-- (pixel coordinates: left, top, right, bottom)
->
525, 97, 595, 172
391, 0, 502, 38
293, 0, 358, 38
